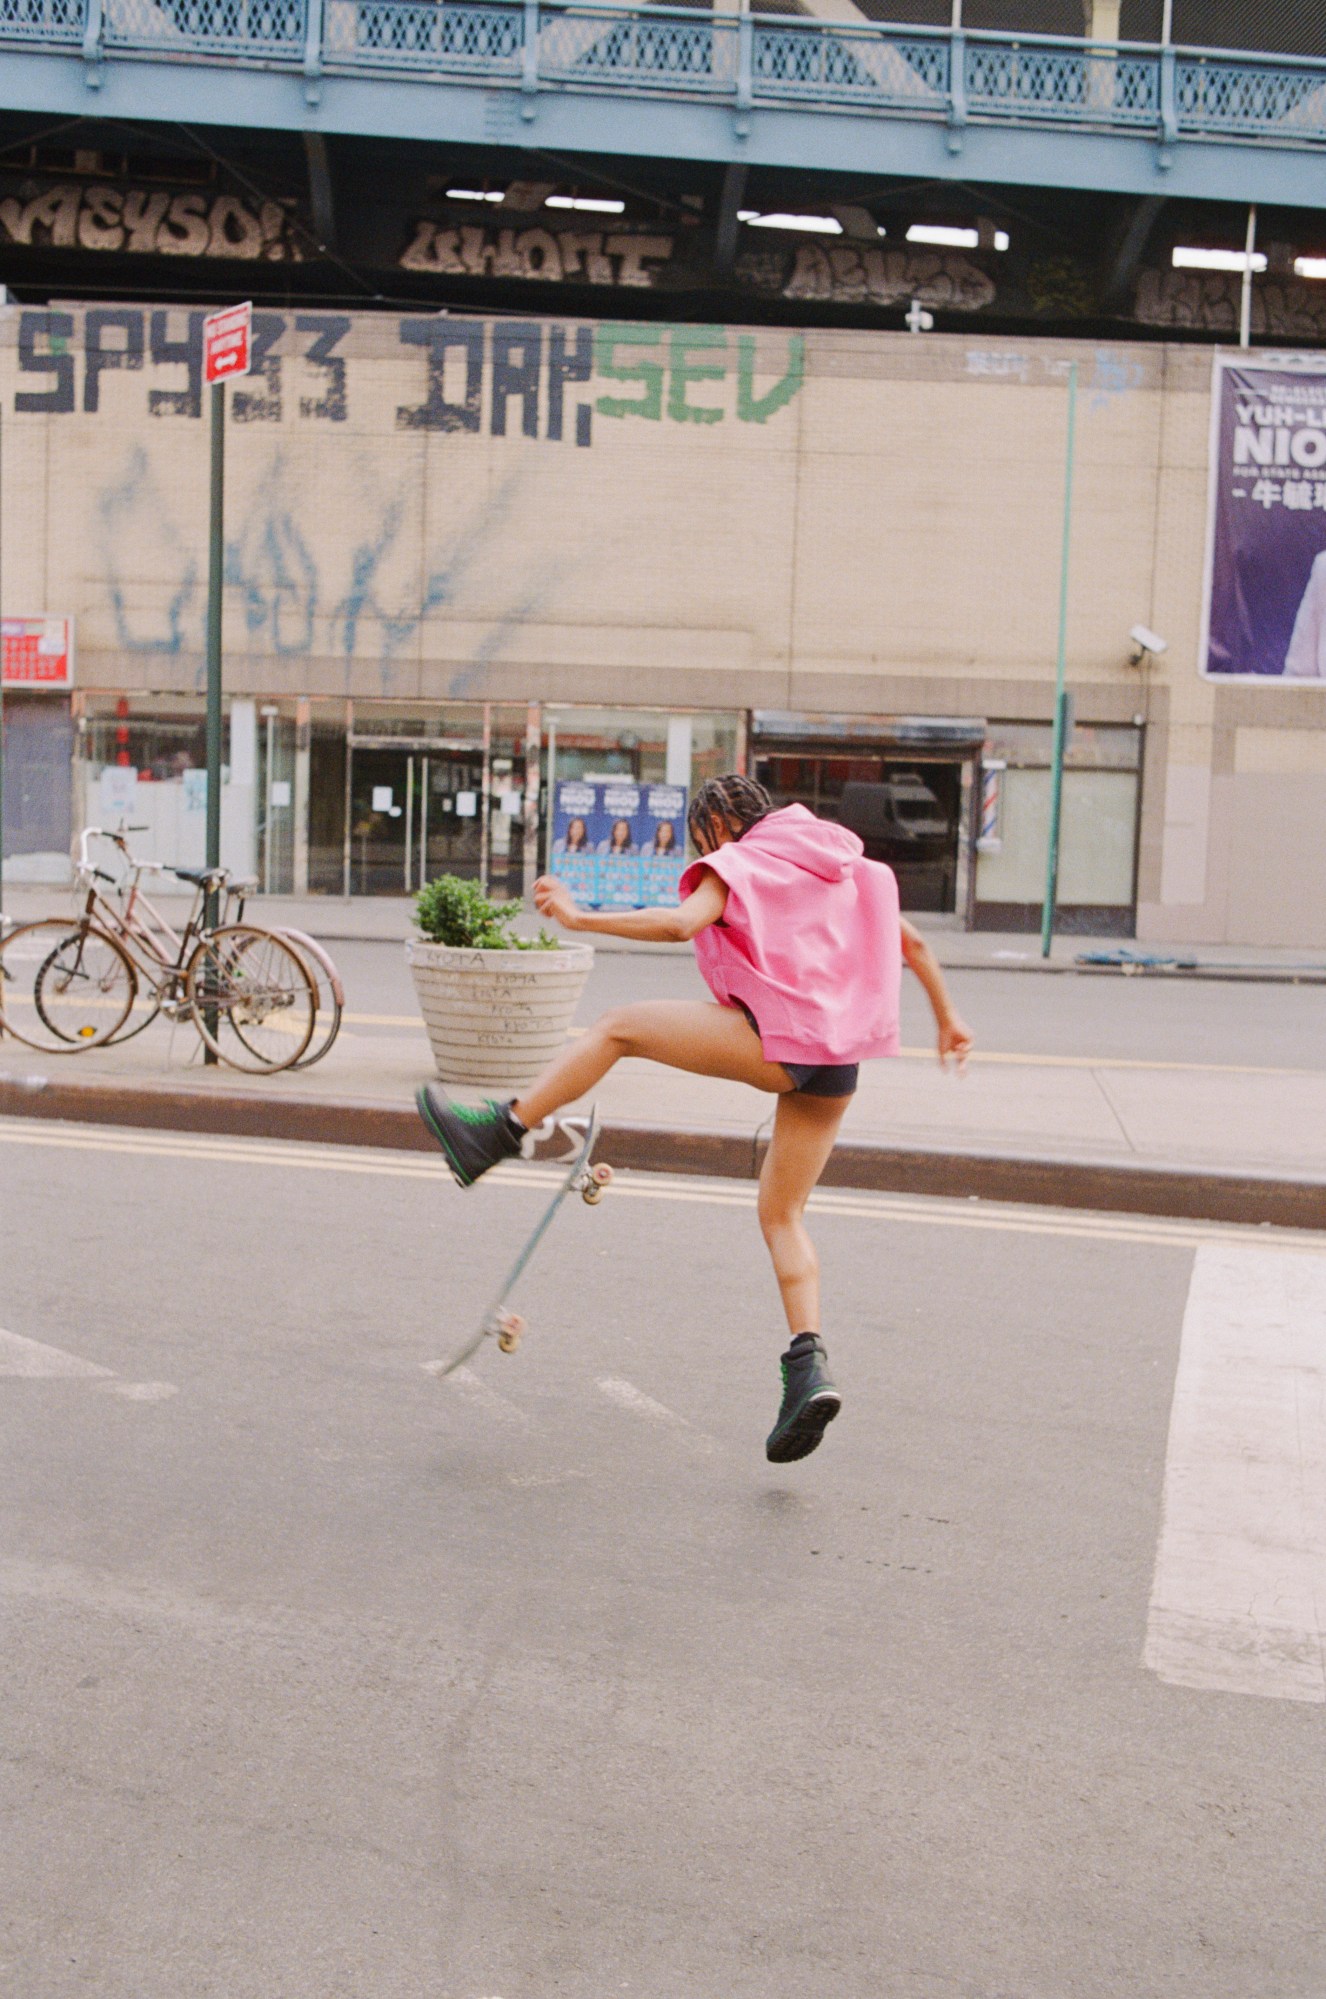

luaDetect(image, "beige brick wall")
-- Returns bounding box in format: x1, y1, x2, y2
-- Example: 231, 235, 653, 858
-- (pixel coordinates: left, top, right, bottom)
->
5, 308, 1325, 942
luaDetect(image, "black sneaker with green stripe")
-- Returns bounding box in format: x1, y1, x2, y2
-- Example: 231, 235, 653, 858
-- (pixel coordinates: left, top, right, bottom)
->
416, 1085, 525, 1187
765, 1334, 842, 1463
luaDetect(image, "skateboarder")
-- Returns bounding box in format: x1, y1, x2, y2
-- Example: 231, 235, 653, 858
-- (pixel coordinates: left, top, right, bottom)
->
418, 774, 973, 1464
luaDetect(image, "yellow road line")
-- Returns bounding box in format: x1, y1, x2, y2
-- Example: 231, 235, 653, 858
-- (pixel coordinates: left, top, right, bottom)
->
2, 1115, 1322, 1256
337, 1012, 1323, 1081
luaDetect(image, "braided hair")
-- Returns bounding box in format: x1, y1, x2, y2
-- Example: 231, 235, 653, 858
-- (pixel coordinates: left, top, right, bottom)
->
687, 774, 774, 855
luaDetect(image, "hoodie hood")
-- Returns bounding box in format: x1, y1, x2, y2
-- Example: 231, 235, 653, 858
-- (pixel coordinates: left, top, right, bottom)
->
738, 803, 863, 883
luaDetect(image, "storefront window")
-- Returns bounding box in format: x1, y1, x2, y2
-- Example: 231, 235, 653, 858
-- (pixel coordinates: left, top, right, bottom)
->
82, 694, 222, 782
78, 694, 249, 887
976, 719, 1142, 929
255, 703, 298, 896
75, 696, 743, 901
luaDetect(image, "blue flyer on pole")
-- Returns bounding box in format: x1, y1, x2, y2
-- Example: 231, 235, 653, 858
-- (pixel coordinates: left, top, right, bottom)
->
552, 780, 687, 908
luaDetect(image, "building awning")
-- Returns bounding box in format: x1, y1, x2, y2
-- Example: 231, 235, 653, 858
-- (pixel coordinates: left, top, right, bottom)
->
752, 712, 986, 755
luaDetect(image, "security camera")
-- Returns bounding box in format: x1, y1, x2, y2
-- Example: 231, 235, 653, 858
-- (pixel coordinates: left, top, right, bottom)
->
1128, 624, 1168, 662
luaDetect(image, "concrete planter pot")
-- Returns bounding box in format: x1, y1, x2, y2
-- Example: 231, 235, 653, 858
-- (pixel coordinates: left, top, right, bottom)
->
406, 936, 594, 1091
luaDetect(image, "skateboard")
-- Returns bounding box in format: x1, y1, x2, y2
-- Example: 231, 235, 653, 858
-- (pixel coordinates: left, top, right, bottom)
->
431, 1106, 612, 1379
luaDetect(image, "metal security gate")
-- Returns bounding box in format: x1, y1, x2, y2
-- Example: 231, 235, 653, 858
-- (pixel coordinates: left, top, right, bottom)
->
1, 695, 73, 868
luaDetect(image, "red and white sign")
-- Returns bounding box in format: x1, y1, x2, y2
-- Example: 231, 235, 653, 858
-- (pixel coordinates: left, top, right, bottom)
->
202, 301, 253, 385
2, 617, 74, 691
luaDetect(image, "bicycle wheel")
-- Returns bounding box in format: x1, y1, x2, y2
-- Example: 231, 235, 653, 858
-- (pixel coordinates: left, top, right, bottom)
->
185, 926, 317, 1073
0, 918, 136, 1050
275, 928, 343, 1070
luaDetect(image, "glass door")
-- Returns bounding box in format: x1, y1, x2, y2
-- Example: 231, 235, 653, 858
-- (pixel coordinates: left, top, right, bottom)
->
347, 734, 524, 896
349, 745, 412, 895
418, 749, 486, 887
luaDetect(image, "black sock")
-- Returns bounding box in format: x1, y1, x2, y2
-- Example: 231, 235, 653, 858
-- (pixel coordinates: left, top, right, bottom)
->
788, 1332, 820, 1353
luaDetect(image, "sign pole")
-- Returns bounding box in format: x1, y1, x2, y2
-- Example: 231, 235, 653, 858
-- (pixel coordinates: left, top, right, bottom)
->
0, 402, 5, 937
1041, 360, 1078, 960
199, 300, 251, 1063
203, 374, 225, 1061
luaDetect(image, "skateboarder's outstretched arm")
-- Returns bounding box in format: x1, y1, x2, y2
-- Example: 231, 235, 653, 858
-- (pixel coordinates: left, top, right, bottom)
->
533, 870, 728, 943
900, 916, 973, 1072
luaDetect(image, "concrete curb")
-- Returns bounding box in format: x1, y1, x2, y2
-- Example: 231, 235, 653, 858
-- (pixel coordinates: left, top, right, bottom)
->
2, 1070, 1324, 1233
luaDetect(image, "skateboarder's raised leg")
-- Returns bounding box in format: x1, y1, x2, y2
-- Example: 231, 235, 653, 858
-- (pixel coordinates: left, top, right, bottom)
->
511, 999, 792, 1128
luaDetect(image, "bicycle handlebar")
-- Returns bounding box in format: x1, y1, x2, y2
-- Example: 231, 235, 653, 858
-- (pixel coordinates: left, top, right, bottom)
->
76, 825, 232, 889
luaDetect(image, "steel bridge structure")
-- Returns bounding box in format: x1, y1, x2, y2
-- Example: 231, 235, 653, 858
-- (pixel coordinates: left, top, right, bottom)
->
0, 1, 1323, 204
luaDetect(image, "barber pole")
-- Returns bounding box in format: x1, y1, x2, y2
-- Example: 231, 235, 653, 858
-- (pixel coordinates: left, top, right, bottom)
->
977, 759, 1005, 853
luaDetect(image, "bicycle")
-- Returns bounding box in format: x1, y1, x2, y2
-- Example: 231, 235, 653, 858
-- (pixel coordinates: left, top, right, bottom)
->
0, 826, 322, 1074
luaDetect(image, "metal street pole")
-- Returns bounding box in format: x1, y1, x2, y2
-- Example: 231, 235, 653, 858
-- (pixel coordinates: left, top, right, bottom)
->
203, 375, 225, 1061
1041, 360, 1078, 959
262, 703, 279, 894
1239, 202, 1258, 350
0, 399, 6, 938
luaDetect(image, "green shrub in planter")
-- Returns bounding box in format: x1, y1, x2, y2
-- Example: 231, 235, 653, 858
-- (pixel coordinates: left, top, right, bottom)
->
414, 875, 555, 951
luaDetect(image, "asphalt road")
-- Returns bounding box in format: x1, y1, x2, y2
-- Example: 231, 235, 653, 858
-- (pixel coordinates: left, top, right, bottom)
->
332, 937, 1326, 1071
3, 1118, 1325, 1999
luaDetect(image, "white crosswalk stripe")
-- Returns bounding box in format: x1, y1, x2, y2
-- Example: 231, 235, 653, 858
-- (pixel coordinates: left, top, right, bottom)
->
1145, 1242, 1326, 1704
0, 1327, 112, 1379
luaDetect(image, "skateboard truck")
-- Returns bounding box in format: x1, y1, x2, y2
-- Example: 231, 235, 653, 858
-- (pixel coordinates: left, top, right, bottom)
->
539, 1115, 614, 1204
493, 1307, 526, 1353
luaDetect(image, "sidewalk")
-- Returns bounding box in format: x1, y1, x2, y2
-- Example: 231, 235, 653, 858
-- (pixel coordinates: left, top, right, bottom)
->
3, 987, 1325, 1229
6, 883, 1325, 978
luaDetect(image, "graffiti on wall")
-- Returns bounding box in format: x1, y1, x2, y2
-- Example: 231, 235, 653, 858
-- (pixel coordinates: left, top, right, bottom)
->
1135, 269, 1326, 340
13, 308, 350, 422
0, 178, 304, 260
11, 309, 805, 444
94, 436, 556, 684
736, 244, 997, 312
400, 223, 674, 287
7, 305, 806, 677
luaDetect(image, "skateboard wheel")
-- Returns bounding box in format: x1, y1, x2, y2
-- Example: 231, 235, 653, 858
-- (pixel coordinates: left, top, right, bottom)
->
496, 1311, 525, 1354
582, 1183, 604, 1206
590, 1163, 613, 1186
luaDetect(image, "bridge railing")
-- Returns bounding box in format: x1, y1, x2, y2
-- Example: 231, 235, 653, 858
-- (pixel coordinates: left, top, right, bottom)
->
102, 0, 304, 59
11, 0, 1326, 149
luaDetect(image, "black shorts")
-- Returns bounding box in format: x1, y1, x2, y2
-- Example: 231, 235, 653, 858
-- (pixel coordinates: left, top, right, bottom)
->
736, 1003, 859, 1099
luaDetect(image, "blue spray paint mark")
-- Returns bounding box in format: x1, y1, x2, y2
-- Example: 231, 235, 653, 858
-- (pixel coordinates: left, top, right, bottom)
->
98, 447, 198, 655
225, 451, 319, 656
1090, 347, 1145, 408
333, 466, 525, 686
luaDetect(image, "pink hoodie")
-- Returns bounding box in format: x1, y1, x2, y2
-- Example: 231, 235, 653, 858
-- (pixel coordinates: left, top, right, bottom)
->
678, 804, 902, 1065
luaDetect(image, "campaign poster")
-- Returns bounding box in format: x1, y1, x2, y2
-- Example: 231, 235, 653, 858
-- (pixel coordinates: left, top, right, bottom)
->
551, 779, 687, 907
1204, 356, 1326, 679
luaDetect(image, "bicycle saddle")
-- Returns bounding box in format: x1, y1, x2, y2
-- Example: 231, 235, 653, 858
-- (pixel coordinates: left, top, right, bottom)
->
170, 866, 227, 886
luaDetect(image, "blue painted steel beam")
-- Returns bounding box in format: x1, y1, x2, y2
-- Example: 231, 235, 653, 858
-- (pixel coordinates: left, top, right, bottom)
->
0, 9, 1324, 207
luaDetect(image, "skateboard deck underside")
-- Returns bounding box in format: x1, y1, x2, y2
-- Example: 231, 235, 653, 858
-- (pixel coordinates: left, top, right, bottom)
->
432, 1107, 606, 1377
